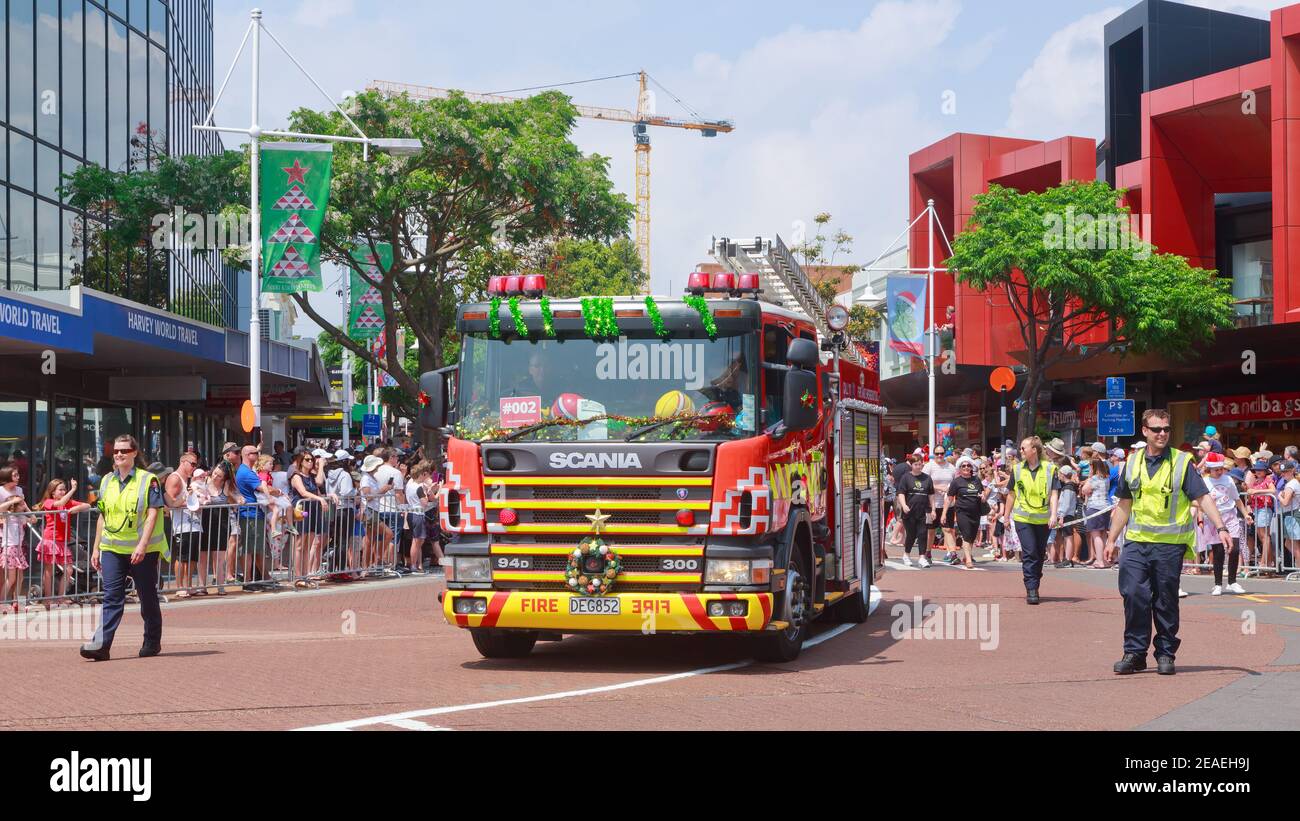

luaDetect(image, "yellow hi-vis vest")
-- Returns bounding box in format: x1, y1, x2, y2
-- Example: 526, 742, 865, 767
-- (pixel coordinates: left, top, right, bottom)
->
1124, 450, 1196, 548
99, 468, 168, 558
1012, 462, 1056, 525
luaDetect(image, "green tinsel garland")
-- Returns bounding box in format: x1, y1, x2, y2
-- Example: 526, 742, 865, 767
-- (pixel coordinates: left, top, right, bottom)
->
539, 295, 556, 337
645, 295, 669, 340
581, 296, 619, 339
489, 297, 502, 339
508, 296, 528, 337
683, 294, 718, 339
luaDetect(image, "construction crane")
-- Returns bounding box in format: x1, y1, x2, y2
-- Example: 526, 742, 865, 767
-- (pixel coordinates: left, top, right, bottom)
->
367, 72, 734, 292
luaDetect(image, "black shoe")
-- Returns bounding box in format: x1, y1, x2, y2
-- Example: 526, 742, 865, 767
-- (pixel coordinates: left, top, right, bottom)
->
1026, 590, 1040, 605
79, 643, 110, 662
1113, 653, 1147, 674
138, 643, 161, 658
1156, 656, 1175, 675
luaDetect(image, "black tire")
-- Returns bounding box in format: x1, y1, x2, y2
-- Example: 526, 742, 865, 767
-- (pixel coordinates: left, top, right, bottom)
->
754, 548, 812, 663
469, 628, 538, 659
836, 528, 873, 624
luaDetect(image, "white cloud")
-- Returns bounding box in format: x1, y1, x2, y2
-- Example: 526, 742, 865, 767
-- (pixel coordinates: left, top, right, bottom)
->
1180, 0, 1277, 15
294, 0, 354, 28
1006, 8, 1124, 141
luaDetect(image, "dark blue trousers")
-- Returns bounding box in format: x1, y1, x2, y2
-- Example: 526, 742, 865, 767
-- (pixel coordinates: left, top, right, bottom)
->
1014, 521, 1049, 592
1117, 540, 1184, 659
91, 551, 162, 652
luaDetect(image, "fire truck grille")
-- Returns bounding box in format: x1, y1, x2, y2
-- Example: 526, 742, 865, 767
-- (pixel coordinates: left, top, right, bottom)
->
527, 509, 666, 526
530, 486, 665, 501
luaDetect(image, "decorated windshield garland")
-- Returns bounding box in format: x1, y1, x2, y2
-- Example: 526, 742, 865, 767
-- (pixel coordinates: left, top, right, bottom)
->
453, 409, 736, 443
645, 295, 670, 340
581, 296, 619, 339
539, 295, 556, 337
566, 536, 623, 596
683, 294, 718, 340
507, 296, 528, 337
488, 297, 503, 339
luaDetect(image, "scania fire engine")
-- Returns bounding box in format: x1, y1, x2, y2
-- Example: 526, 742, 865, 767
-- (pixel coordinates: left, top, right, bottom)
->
420, 235, 885, 661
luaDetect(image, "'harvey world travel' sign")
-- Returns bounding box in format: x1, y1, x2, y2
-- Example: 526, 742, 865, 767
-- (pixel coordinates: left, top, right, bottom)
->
0, 294, 93, 353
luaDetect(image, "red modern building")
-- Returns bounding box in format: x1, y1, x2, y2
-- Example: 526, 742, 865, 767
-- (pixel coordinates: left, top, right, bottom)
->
891, 0, 1300, 452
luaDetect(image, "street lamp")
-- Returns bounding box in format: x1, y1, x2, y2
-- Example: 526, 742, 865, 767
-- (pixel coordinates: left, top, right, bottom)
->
195, 9, 422, 445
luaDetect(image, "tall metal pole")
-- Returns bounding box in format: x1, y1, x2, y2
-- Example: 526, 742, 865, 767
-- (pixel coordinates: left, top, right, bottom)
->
341, 273, 352, 450
926, 198, 936, 455
247, 9, 263, 445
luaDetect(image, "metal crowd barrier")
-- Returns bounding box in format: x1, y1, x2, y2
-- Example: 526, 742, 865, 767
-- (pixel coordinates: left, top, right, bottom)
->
0, 489, 444, 611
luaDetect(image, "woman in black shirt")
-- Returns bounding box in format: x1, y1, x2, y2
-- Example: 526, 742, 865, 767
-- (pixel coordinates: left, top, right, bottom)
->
896, 460, 935, 568
943, 459, 989, 569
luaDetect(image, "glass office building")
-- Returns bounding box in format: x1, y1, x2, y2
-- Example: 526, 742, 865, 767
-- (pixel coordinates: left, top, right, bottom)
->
2, 0, 236, 327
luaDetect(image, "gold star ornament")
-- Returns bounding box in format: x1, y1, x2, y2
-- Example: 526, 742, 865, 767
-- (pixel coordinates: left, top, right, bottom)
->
585, 508, 611, 534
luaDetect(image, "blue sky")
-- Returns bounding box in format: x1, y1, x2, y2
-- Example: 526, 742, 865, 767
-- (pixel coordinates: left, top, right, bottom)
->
207, 0, 1279, 336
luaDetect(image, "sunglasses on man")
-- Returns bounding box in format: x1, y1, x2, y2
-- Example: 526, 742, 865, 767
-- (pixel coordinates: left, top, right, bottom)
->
1145, 426, 1171, 434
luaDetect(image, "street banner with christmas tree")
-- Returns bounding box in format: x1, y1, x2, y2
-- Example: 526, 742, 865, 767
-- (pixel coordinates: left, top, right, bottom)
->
886, 274, 927, 358
260, 142, 333, 293
347, 242, 392, 340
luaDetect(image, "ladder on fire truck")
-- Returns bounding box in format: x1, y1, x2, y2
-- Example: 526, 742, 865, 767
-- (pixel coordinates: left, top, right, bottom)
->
709, 235, 864, 367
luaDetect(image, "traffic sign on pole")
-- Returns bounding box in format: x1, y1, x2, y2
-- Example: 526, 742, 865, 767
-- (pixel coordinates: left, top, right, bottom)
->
363, 413, 382, 437
1097, 400, 1135, 437
1106, 377, 1126, 400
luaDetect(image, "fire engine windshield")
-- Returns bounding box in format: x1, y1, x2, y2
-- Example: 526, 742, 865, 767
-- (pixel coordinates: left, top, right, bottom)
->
458, 332, 760, 441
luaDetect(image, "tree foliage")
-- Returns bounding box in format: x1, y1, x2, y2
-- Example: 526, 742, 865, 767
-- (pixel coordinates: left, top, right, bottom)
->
284, 89, 635, 398
945, 180, 1234, 438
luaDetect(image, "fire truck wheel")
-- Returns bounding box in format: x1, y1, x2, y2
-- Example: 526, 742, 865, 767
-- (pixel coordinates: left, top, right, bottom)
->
469, 629, 538, 659
754, 550, 811, 663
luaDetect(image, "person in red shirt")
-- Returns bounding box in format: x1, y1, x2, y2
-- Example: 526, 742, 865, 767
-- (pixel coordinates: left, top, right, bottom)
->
37, 479, 91, 607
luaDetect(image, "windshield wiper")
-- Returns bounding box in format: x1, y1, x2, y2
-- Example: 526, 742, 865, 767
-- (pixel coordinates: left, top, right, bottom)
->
623, 417, 684, 442
502, 417, 598, 442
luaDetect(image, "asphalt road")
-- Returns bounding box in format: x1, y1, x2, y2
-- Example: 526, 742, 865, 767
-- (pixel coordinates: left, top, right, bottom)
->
3, 555, 1298, 731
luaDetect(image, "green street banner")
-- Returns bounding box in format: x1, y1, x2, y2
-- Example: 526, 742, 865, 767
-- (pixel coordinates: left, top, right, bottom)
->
348, 242, 392, 340
260, 142, 333, 293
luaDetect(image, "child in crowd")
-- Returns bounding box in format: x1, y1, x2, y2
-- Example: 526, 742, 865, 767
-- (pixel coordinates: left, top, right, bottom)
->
256, 454, 293, 568
36, 479, 91, 607
0, 467, 30, 612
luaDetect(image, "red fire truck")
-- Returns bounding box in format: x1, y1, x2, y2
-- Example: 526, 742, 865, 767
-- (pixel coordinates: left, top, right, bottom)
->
420, 237, 885, 661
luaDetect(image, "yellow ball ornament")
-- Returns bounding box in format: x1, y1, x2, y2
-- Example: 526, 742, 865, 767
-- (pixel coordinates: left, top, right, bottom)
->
655, 390, 695, 418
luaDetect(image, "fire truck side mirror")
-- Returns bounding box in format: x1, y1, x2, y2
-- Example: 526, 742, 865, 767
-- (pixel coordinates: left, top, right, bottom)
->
783, 368, 819, 432
419, 367, 456, 431
787, 338, 819, 370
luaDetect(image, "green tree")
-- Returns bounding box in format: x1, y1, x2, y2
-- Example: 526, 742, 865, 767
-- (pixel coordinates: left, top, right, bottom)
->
62, 141, 245, 325
945, 180, 1234, 440
284, 89, 634, 398
542, 237, 645, 297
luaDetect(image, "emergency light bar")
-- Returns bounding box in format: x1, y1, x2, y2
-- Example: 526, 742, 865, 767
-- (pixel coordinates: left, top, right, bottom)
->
486, 275, 548, 298
685, 270, 762, 298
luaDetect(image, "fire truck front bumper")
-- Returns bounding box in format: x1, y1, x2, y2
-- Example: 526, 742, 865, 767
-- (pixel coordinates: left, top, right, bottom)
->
441, 589, 775, 632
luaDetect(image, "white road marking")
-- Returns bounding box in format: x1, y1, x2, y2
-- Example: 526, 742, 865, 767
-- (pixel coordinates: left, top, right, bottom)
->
295, 620, 862, 731
382, 719, 452, 731
884, 560, 919, 571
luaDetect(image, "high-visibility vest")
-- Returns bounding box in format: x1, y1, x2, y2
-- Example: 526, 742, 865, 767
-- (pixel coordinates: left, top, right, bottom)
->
1012, 462, 1056, 525
99, 468, 169, 559
1124, 450, 1195, 548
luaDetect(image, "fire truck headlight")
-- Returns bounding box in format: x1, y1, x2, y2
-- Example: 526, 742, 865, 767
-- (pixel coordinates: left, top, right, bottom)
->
453, 596, 489, 615
708, 600, 750, 617
705, 559, 752, 585
454, 557, 491, 582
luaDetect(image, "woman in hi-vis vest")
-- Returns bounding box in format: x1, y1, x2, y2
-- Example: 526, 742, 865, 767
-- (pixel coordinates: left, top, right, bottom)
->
81, 434, 166, 662
1003, 436, 1061, 605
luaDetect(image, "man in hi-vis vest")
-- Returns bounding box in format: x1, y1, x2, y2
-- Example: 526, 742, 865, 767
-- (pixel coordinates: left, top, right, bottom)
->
81, 434, 168, 661
1104, 409, 1231, 676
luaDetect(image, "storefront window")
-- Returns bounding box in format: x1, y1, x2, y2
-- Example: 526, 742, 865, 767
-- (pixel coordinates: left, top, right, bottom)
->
143, 407, 163, 466
81, 405, 133, 494
0, 398, 33, 497
53, 400, 83, 498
